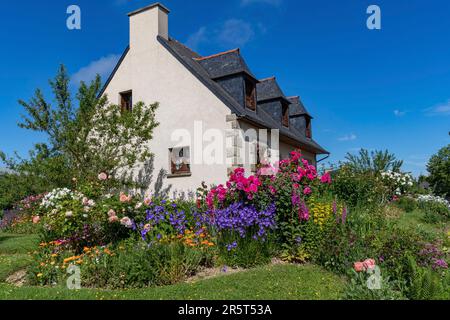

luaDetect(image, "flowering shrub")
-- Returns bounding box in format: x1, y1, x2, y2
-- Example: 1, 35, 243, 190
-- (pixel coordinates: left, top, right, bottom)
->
418, 243, 449, 271
207, 203, 277, 268
331, 165, 386, 207
380, 171, 414, 198
40, 188, 84, 209
139, 199, 210, 245
417, 195, 450, 211
29, 238, 212, 289
417, 195, 450, 223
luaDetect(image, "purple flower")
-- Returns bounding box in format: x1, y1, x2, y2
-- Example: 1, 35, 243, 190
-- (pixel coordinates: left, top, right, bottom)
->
227, 242, 238, 252
433, 259, 448, 270
341, 207, 348, 224
208, 203, 276, 241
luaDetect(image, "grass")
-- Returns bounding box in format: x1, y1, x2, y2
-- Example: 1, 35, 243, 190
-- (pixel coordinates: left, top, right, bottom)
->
0, 232, 345, 300
0, 264, 345, 300
0, 233, 39, 255
0, 254, 31, 282
395, 209, 450, 239
0, 233, 37, 283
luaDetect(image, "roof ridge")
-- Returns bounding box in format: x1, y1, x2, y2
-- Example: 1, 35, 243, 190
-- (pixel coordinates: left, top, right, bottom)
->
259, 76, 276, 82
194, 48, 240, 61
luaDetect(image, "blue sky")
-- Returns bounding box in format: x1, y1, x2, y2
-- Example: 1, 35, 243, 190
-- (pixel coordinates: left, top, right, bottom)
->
0, 0, 449, 176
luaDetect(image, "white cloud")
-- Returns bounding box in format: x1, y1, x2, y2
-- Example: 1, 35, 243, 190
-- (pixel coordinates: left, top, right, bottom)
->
425, 100, 450, 116
241, 0, 283, 7
185, 27, 208, 51
218, 19, 255, 47
338, 134, 357, 142
394, 110, 406, 117
71, 54, 121, 85
185, 19, 256, 50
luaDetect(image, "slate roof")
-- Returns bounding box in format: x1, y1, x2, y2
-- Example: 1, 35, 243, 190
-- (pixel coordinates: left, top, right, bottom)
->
100, 35, 329, 155
288, 96, 312, 118
157, 37, 329, 155
257, 77, 290, 103
194, 49, 257, 80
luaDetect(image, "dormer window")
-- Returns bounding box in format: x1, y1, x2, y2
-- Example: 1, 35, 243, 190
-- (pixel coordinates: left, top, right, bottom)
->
282, 103, 289, 128
306, 118, 312, 139
245, 78, 256, 111
120, 90, 133, 112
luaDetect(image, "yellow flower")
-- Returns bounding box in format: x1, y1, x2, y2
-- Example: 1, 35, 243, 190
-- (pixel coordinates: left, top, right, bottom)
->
37, 273, 43, 278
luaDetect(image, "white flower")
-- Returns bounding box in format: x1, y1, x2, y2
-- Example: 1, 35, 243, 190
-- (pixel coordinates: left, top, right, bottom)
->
135, 202, 143, 210
65, 211, 73, 218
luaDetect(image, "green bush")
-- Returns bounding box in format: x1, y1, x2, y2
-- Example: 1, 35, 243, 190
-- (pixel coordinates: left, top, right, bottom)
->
28, 238, 214, 289
83, 241, 211, 289
331, 166, 386, 207
395, 197, 417, 213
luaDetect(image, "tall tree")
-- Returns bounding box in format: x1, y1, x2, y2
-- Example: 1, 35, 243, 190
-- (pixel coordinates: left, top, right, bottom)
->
1, 65, 159, 187
344, 149, 404, 173
427, 144, 450, 197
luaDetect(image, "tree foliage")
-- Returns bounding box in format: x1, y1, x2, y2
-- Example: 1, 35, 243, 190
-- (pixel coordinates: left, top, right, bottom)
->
344, 149, 403, 174
427, 144, 450, 197
1, 65, 159, 201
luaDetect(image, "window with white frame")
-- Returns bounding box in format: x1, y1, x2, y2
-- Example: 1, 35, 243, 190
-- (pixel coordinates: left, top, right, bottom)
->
169, 147, 191, 175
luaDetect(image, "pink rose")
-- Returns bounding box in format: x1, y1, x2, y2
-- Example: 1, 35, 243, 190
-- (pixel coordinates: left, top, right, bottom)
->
119, 192, 132, 203
108, 215, 119, 223
144, 198, 152, 206
354, 262, 365, 272
303, 187, 312, 195
32, 216, 41, 224
363, 259, 376, 270
120, 217, 133, 228
98, 172, 108, 181
108, 209, 116, 217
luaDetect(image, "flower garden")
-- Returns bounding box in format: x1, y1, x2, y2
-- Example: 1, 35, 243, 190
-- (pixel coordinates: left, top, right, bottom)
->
0, 150, 449, 300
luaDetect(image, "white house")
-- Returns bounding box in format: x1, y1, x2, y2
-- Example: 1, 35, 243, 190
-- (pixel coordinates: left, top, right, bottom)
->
100, 2, 329, 196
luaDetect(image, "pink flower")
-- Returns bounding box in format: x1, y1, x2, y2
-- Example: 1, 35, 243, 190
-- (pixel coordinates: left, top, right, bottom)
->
320, 172, 332, 184
119, 192, 132, 203
108, 215, 119, 223
108, 209, 116, 217
303, 187, 312, 195
354, 262, 365, 272
290, 151, 302, 162
269, 186, 277, 195
363, 259, 376, 270
298, 201, 310, 222
98, 172, 108, 181
32, 216, 41, 224
354, 259, 376, 272
120, 217, 133, 228
144, 198, 152, 206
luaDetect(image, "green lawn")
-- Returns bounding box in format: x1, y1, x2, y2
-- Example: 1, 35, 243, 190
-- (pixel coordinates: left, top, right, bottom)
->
0, 234, 39, 255
395, 210, 450, 239
0, 232, 345, 300
0, 264, 345, 300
